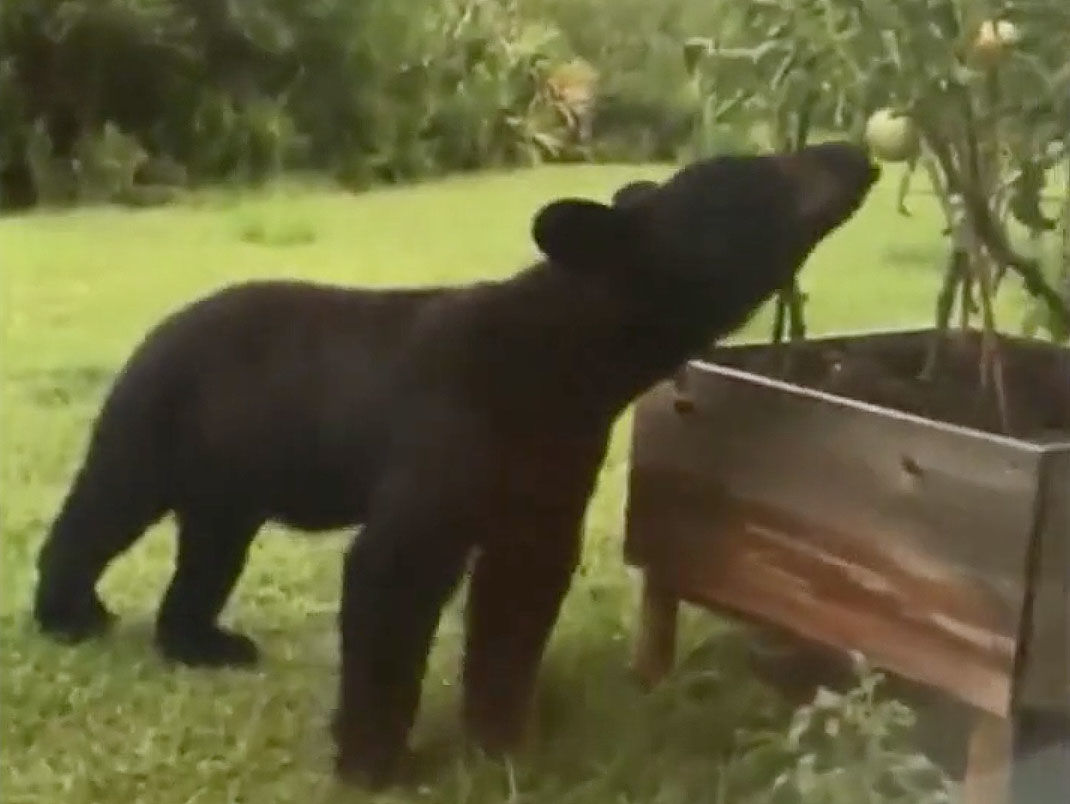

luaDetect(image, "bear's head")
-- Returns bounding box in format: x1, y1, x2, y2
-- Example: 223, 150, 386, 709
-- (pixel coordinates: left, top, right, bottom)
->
532, 141, 879, 323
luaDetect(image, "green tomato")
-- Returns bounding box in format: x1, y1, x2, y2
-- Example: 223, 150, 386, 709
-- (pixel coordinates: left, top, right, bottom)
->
864, 109, 919, 163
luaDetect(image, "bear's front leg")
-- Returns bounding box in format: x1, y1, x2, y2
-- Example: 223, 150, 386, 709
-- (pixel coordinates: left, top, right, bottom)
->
333, 479, 473, 788
462, 526, 582, 755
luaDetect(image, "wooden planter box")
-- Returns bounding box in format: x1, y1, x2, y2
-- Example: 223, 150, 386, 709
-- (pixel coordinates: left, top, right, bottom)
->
623, 328, 1069, 803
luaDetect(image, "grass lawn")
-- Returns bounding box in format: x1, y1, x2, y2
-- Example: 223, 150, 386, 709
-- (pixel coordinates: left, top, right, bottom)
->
0, 163, 1031, 803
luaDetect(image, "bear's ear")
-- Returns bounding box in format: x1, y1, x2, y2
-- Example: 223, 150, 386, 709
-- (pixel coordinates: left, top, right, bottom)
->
531, 199, 630, 270
612, 180, 659, 208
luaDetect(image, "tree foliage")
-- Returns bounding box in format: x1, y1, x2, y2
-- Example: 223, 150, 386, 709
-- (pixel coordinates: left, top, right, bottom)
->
0, 0, 744, 209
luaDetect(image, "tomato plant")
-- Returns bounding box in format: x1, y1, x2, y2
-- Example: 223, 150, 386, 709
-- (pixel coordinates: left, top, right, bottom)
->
713, 0, 1070, 423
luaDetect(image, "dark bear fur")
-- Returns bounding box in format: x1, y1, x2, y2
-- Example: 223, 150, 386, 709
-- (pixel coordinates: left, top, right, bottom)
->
32, 142, 878, 787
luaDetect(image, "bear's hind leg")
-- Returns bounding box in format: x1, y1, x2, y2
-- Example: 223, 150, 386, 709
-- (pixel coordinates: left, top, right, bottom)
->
462, 527, 582, 755
155, 510, 261, 667
34, 462, 165, 643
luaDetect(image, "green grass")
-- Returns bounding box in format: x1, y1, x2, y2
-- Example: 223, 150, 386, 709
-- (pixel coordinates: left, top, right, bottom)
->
0, 164, 1028, 803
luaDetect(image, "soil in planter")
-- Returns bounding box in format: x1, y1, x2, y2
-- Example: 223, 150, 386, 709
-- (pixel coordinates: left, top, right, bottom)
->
704, 331, 1070, 441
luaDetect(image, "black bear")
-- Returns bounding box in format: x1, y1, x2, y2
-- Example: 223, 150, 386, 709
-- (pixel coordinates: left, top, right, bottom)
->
33, 142, 878, 787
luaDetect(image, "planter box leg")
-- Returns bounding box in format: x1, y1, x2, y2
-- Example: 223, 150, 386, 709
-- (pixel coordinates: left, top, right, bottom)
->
633, 575, 678, 689
962, 711, 1012, 804
1010, 710, 1070, 804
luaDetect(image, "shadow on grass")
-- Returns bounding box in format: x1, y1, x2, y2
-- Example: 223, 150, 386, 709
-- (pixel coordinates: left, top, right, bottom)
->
236, 216, 318, 247
881, 242, 944, 269
8, 365, 114, 408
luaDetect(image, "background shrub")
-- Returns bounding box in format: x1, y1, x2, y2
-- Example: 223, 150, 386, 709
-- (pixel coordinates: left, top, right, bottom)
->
0, 0, 757, 210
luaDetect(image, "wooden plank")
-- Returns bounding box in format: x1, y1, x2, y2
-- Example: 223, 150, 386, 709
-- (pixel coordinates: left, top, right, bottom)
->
962, 712, 1012, 804
1010, 710, 1070, 804
632, 576, 679, 689
1009, 451, 1070, 804
628, 465, 1016, 714
1014, 450, 1070, 713
624, 364, 1050, 715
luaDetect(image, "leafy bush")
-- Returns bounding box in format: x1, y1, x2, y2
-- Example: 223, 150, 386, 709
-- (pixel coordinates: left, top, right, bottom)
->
72, 122, 148, 202
136, 154, 189, 188
184, 91, 298, 183
534, 0, 756, 162
25, 120, 77, 206
1, 0, 760, 208
346, 0, 591, 180
723, 654, 955, 804
0, 56, 26, 172
114, 183, 182, 208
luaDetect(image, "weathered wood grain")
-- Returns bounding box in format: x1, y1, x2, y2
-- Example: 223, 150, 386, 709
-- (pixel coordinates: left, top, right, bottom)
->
625, 330, 1069, 719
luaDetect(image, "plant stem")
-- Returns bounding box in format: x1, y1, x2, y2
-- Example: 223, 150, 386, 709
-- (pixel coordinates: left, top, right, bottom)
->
896, 153, 919, 217
1062, 141, 1070, 286
921, 247, 967, 381
772, 293, 787, 343
771, 92, 815, 361
786, 281, 806, 340
959, 270, 976, 330
955, 80, 1010, 430
972, 247, 1011, 432
920, 120, 1070, 332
